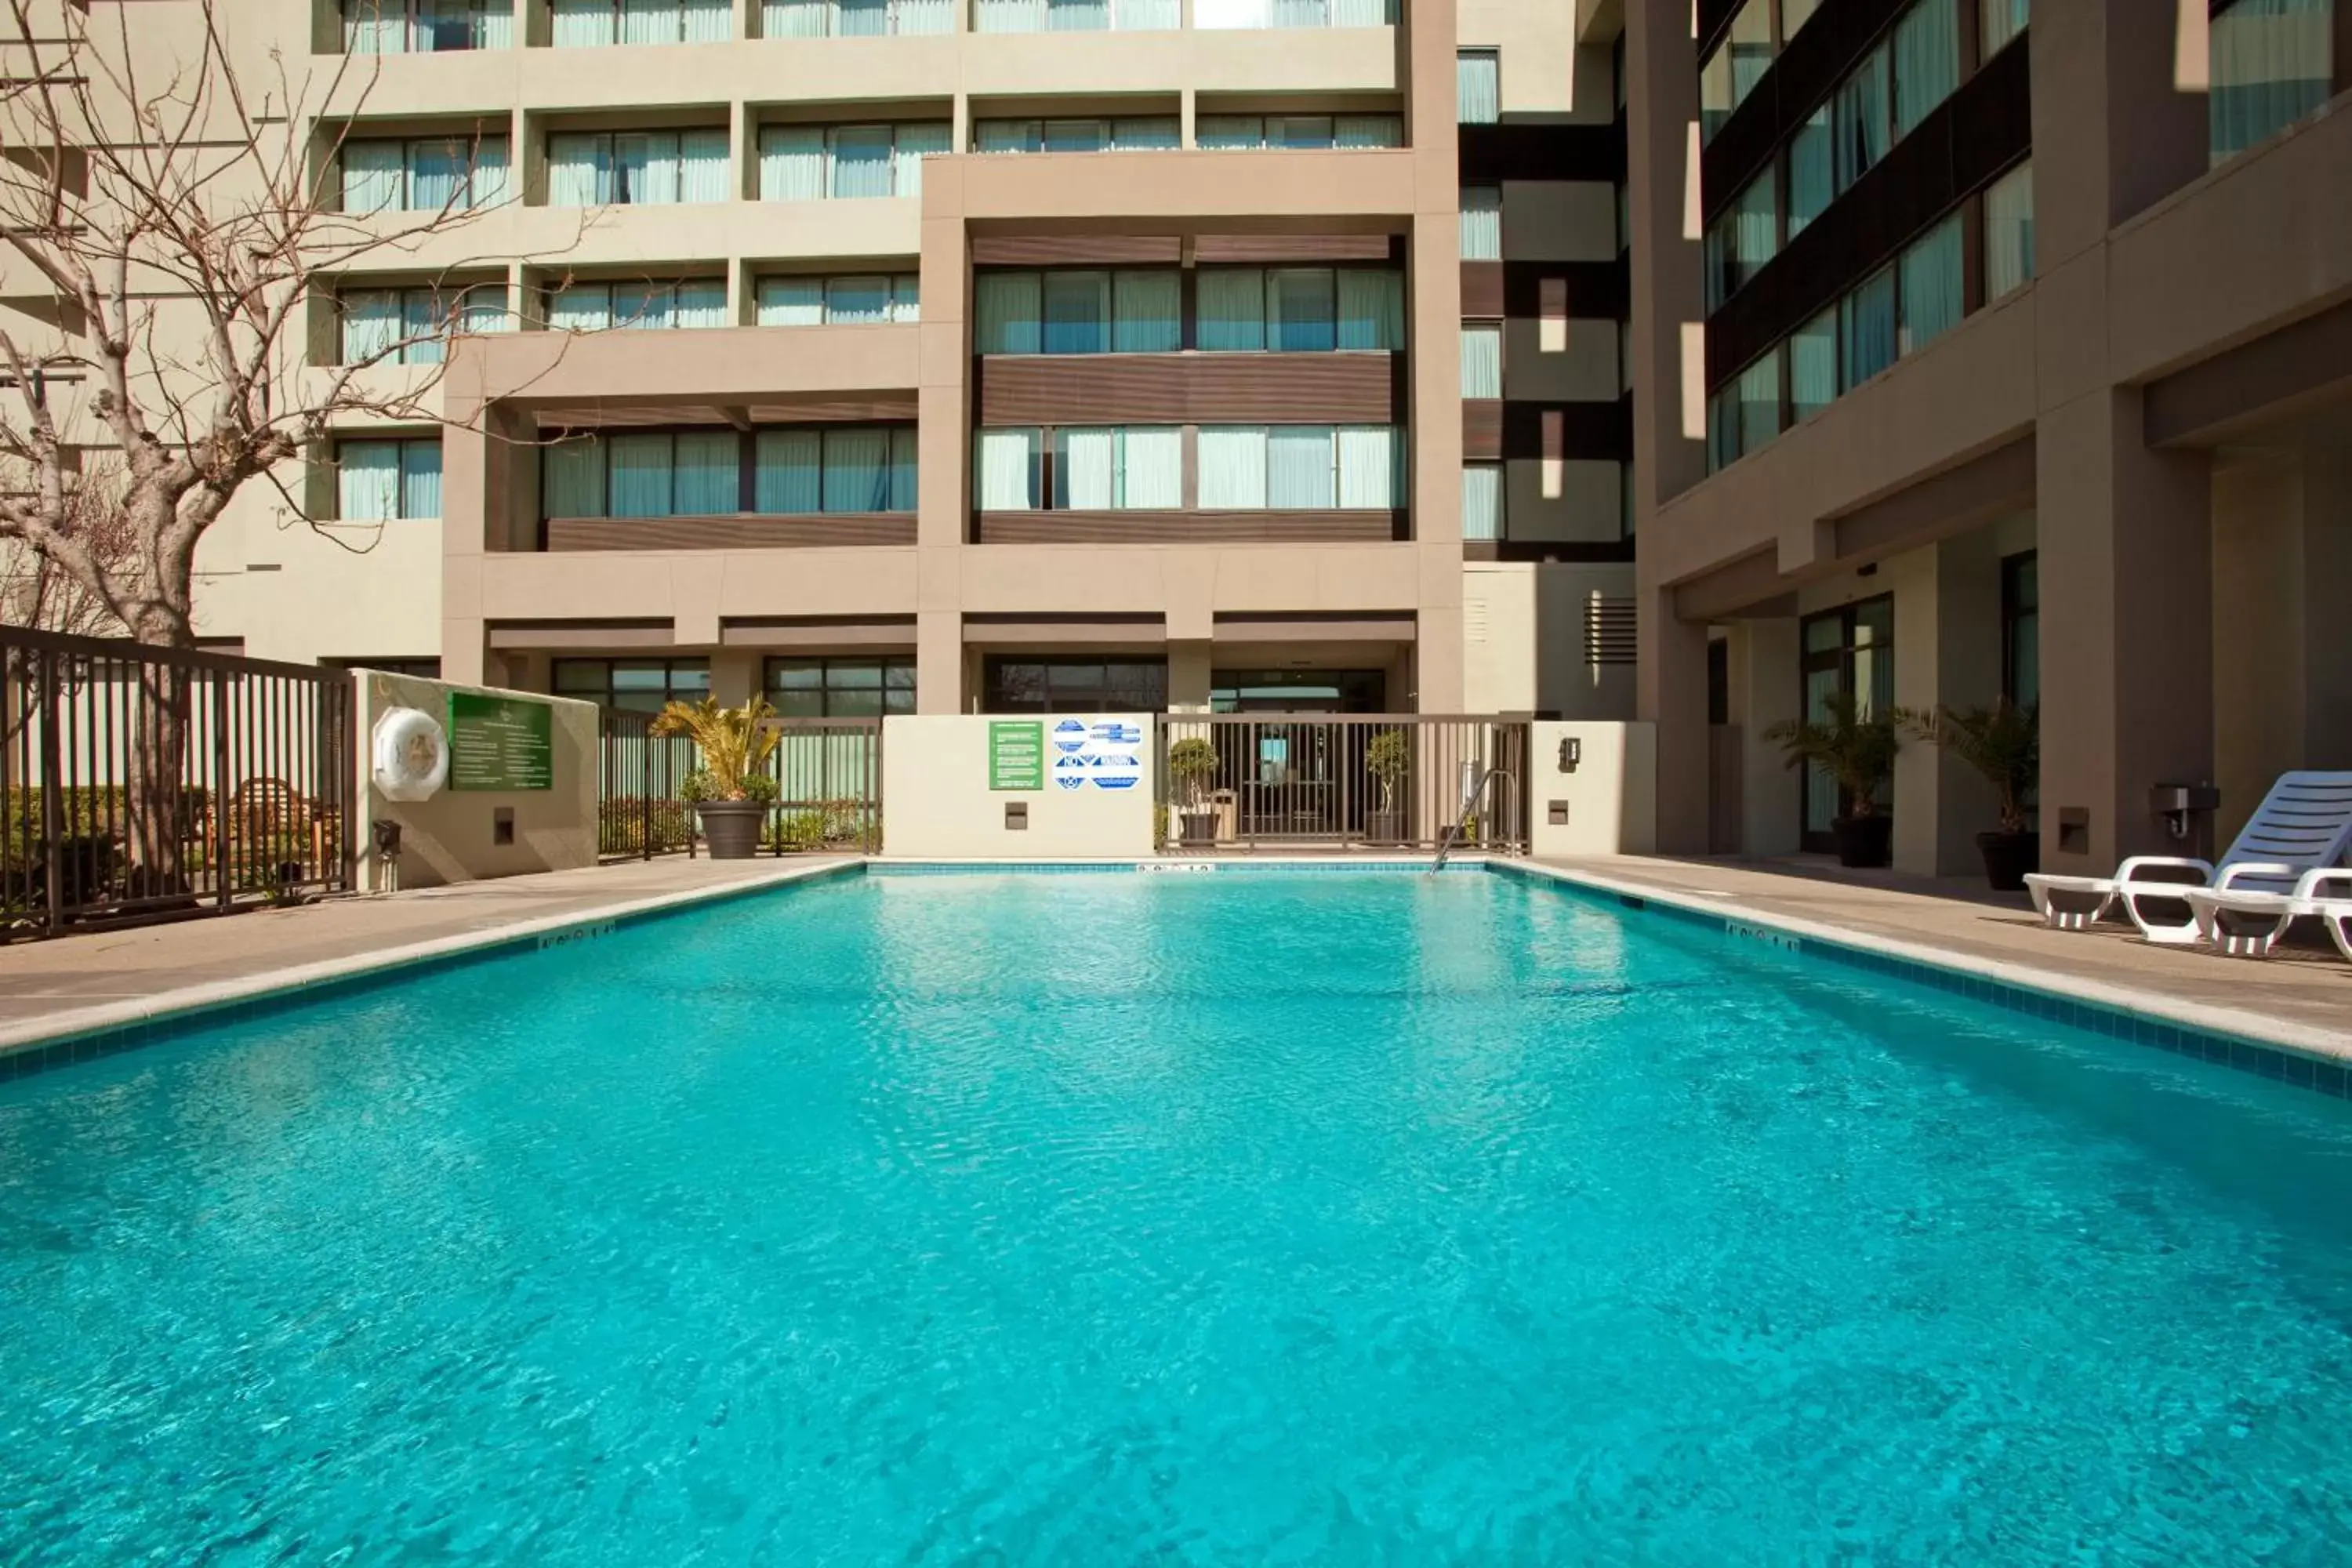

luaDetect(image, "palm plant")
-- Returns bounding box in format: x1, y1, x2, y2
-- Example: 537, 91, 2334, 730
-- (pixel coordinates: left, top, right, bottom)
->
650, 697, 782, 804
1898, 699, 2038, 833
1762, 691, 1900, 818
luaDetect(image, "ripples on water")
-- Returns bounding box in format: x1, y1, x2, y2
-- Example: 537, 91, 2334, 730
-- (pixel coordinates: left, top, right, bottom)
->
4, 873, 2351, 1565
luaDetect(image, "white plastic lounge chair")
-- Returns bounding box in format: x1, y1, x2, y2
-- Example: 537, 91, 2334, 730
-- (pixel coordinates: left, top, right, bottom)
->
2023, 771, 2352, 942
2183, 869, 2352, 957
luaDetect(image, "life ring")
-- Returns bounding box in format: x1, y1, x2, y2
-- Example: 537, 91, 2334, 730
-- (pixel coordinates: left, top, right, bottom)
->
372, 706, 449, 802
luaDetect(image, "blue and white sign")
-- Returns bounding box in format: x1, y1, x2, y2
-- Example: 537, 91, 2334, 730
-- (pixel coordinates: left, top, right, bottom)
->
1091, 752, 1142, 790
1089, 721, 1142, 747
1054, 753, 1090, 790
1052, 718, 1089, 753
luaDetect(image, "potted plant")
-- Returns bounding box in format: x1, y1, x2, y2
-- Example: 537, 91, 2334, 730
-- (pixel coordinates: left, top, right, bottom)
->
1899, 699, 2039, 891
1166, 737, 1220, 849
1762, 691, 1900, 868
651, 696, 782, 860
1365, 728, 1410, 844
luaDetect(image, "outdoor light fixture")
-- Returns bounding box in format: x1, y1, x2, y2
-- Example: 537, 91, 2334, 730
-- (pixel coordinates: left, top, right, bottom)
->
1558, 737, 1582, 773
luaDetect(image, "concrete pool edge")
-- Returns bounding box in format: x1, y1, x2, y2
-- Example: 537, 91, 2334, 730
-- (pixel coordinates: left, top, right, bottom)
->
0, 859, 864, 1074
1498, 859, 2352, 1086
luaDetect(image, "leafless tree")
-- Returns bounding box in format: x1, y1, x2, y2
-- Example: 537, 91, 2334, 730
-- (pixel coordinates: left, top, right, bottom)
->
1, 456, 129, 637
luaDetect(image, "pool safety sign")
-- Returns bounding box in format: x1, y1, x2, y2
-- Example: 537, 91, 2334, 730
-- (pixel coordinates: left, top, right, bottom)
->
445, 692, 554, 792
989, 720, 1045, 791
1051, 717, 1145, 792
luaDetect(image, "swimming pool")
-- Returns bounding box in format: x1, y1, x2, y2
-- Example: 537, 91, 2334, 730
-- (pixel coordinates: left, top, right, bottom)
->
5, 868, 2350, 1563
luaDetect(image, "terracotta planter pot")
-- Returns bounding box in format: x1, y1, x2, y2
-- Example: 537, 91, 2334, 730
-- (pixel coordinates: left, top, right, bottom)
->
1832, 813, 1893, 869
1976, 829, 2038, 891
695, 800, 768, 860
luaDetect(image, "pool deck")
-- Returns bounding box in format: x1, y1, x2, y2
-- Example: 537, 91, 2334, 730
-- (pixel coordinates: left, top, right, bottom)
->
0, 857, 855, 1054
1526, 855, 2352, 1062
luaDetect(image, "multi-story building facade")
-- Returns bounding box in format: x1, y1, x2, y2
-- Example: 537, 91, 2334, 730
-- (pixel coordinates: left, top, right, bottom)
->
1605, 0, 2350, 873
153, 0, 1639, 723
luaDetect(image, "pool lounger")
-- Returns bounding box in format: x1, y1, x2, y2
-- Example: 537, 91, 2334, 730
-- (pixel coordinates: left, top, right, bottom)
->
2183, 874, 2352, 960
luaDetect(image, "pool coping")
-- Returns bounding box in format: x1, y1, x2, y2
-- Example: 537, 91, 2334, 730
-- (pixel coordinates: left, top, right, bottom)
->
0, 859, 862, 1076
1498, 859, 2352, 1092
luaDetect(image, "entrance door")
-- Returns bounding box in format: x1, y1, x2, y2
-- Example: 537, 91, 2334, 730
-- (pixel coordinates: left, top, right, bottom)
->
1797, 596, 1894, 853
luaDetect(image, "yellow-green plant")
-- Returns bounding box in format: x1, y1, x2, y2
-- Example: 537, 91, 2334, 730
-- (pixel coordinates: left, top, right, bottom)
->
649, 697, 784, 802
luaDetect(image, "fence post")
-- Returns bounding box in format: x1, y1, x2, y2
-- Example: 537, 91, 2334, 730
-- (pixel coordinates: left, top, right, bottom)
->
212, 670, 232, 913
38, 648, 62, 938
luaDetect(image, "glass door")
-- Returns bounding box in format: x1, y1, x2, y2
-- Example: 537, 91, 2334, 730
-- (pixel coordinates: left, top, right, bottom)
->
1797, 596, 1893, 853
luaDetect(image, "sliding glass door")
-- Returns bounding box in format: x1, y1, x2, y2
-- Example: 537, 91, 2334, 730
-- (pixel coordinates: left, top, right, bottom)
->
1798, 596, 1894, 853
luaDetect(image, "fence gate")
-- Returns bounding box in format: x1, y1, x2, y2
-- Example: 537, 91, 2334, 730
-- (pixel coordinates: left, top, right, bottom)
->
2, 626, 355, 940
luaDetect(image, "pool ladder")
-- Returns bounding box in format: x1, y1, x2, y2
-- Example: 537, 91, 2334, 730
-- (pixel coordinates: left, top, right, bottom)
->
1431, 766, 1513, 873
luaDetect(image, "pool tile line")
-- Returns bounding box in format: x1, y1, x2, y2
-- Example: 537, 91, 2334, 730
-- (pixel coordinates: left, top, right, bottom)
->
0, 859, 862, 1082
869, 856, 1500, 876
1495, 860, 2352, 1094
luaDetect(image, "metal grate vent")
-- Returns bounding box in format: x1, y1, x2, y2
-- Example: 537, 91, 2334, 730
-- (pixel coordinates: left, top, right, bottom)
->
1584, 592, 1637, 666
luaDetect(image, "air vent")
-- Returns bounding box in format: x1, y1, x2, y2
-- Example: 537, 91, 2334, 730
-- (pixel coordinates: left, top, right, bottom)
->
1584, 592, 1636, 666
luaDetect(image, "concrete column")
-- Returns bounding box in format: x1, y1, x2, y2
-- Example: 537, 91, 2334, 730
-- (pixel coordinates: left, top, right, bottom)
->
1406, 0, 1463, 713
1167, 643, 1213, 712
1925, 528, 2005, 875
2031, 0, 2209, 271
1636, 576, 1711, 852
710, 650, 759, 707
1731, 617, 1802, 858
1623, 0, 1704, 515
917, 612, 963, 713
916, 162, 969, 715
2037, 387, 2213, 873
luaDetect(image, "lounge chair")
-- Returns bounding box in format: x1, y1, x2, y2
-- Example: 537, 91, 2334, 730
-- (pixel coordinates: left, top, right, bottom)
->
2023, 771, 2352, 942
2180, 869, 2352, 958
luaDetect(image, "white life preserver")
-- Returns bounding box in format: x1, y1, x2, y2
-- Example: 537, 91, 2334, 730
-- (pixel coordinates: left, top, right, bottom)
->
372, 706, 450, 802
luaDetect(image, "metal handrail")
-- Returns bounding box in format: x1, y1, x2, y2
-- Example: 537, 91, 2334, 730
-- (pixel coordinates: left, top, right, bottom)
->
1431, 765, 1512, 873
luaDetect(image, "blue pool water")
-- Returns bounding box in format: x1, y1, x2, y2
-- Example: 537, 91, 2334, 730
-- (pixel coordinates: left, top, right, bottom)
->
5, 869, 2352, 1564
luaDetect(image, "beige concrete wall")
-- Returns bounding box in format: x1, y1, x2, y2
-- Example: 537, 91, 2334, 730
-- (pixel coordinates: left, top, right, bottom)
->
1463, 561, 1636, 721
880, 713, 1156, 858
1528, 720, 1655, 855
356, 670, 597, 891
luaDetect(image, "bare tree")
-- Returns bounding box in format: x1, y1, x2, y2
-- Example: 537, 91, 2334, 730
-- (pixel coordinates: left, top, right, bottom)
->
1, 457, 129, 637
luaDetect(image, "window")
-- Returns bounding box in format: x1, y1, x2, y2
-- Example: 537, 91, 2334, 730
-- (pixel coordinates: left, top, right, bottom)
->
336, 437, 441, 521
1896, 213, 1962, 356
1193, 114, 1403, 149
550, 0, 731, 45
547, 129, 729, 207
344, 0, 511, 52
540, 426, 916, 517
1892, 0, 1958, 138
757, 274, 920, 325
1457, 50, 1500, 124
1459, 185, 1501, 260
975, 268, 1398, 354
1839, 265, 1897, 388
1980, 0, 2027, 55
338, 283, 510, 365
1833, 45, 1890, 191
1790, 306, 1837, 420
1706, 383, 1737, 474
976, 428, 1041, 509
1192, 0, 1396, 27
1197, 426, 1400, 509
973, 0, 1180, 31
757, 122, 949, 200
1737, 345, 1782, 455
972, 269, 1181, 353
2209, 0, 2335, 165
544, 278, 728, 331
768, 0, 956, 35
971, 118, 1180, 153
983, 659, 1167, 714
1698, 0, 1773, 143
554, 658, 710, 713
765, 658, 916, 717
2001, 551, 2038, 711
1788, 103, 1832, 237
1052, 428, 1184, 508
339, 134, 510, 212
1704, 170, 1777, 309
1460, 324, 1501, 397
1461, 463, 1503, 540
1983, 162, 2033, 299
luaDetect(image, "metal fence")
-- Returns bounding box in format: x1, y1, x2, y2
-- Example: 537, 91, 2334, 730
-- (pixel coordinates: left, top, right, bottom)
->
1156, 715, 1530, 853
596, 708, 884, 858
595, 707, 699, 859
2, 626, 356, 940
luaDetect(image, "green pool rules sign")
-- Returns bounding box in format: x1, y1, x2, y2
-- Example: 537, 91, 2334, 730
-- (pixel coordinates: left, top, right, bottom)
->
989, 720, 1044, 791
446, 692, 554, 792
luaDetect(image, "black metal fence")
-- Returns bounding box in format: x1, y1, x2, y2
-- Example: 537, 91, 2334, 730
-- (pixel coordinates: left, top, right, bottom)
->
2, 626, 356, 940
595, 708, 884, 859
1157, 714, 1530, 853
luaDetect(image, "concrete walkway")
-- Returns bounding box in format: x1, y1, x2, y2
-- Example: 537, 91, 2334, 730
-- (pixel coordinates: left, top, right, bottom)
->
0, 857, 855, 1051
1531, 855, 2352, 1058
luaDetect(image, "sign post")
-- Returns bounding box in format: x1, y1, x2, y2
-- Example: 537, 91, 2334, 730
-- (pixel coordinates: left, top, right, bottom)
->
445, 692, 555, 792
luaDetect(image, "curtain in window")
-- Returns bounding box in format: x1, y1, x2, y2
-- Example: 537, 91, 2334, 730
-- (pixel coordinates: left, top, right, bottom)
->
824, 276, 888, 323
826, 126, 891, 198
890, 274, 920, 321
1196, 268, 1265, 350
1334, 114, 1401, 147
1737, 347, 1781, 453
544, 436, 607, 517
457, 284, 510, 336
1459, 325, 1501, 397
1456, 51, 1500, 124
1980, 0, 2026, 55
1192, 0, 1269, 25
1984, 162, 2033, 299
1042, 271, 1110, 354
888, 428, 919, 510
552, 0, 615, 46
675, 280, 728, 328
466, 139, 511, 207
976, 0, 1045, 26
893, 123, 949, 196
1051, 0, 1109, 28
341, 142, 403, 213
1735, 172, 1776, 284
1112, 271, 1181, 352
759, 126, 824, 200
1122, 428, 1181, 507
976, 428, 1039, 509
1056, 428, 1116, 508
1840, 267, 1896, 387
1461, 463, 1501, 539
400, 289, 445, 364
1336, 426, 1396, 508
1835, 46, 1889, 191
1268, 426, 1334, 507
975, 274, 1043, 353
619, 0, 673, 44
608, 434, 675, 517
755, 430, 822, 512
823, 428, 890, 511
975, 120, 1039, 153
548, 285, 611, 332
677, 130, 730, 203
2210, 0, 2332, 164
1117, 0, 1181, 27
1330, 0, 1390, 22
1459, 187, 1501, 259
1111, 118, 1178, 151
1197, 427, 1267, 506
1196, 116, 1263, 149
834, 0, 887, 32
1728, 0, 1773, 105
759, 278, 824, 325
613, 281, 673, 329
338, 441, 401, 521
1791, 307, 1837, 419
399, 441, 444, 519
346, 0, 406, 54
898, 0, 955, 31
1788, 107, 1831, 238
1269, 116, 1334, 149
547, 133, 605, 206
672, 431, 739, 514
613, 132, 677, 205
683, 0, 732, 38
1898, 214, 1963, 354
340, 291, 401, 365
1892, 0, 1958, 138
1336, 270, 1403, 350
1268, 269, 1335, 352
1270, 0, 1323, 24
766, 0, 829, 33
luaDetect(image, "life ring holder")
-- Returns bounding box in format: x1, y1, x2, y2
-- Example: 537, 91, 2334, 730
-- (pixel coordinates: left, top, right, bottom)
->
372, 706, 450, 802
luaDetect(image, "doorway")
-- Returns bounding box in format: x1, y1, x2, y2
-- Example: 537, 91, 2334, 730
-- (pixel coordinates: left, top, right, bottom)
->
1798, 596, 1894, 853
